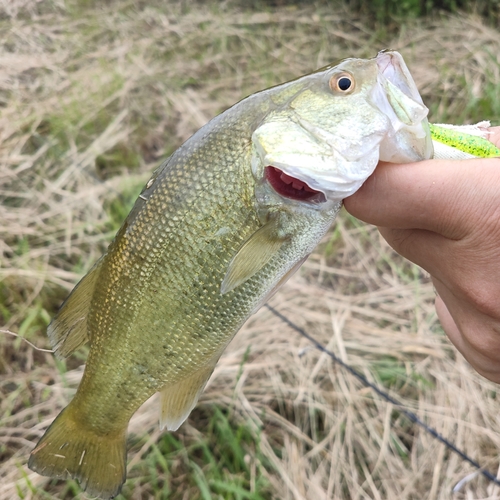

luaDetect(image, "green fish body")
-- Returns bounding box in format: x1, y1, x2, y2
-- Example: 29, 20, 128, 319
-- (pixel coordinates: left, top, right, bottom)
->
29, 51, 436, 498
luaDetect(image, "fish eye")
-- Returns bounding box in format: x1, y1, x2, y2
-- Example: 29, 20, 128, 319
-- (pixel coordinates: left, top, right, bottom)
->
329, 72, 355, 93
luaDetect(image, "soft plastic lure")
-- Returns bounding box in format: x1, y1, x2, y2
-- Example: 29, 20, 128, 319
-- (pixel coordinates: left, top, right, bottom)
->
430, 121, 500, 159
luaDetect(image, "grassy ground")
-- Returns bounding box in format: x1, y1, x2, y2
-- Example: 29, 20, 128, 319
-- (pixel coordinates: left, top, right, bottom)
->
1, 1, 500, 499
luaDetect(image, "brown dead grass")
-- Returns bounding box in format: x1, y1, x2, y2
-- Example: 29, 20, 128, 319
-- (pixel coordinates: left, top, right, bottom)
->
1, 1, 500, 499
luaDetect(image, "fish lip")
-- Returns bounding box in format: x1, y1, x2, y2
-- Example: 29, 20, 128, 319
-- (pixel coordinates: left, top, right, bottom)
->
375, 50, 424, 105
372, 50, 433, 161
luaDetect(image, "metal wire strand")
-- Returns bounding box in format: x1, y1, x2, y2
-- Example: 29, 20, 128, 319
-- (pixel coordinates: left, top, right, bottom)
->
264, 303, 500, 488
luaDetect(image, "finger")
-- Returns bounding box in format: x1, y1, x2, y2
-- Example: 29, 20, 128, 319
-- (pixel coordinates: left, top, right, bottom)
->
488, 126, 500, 148
433, 278, 500, 382
344, 158, 500, 239
379, 225, 500, 312
377, 226, 448, 275
376, 226, 470, 284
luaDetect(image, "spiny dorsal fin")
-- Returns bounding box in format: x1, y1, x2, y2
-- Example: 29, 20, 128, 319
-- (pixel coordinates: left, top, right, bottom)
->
220, 218, 286, 294
159, 360, 218, 431
47, 258, 103, 359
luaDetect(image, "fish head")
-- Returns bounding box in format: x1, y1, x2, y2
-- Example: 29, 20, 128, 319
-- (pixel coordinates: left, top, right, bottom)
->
252, 50, 433, 204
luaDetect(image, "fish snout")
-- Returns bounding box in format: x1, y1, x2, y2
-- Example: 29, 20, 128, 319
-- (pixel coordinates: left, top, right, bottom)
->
373, 50, 433, 162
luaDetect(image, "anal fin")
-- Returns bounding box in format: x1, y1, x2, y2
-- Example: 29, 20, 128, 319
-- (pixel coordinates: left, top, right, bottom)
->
48, 257, 104, 358
159, 360, 218, 431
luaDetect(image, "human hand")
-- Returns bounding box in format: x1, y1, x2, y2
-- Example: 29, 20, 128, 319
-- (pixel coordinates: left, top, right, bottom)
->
344, 127, 500, 383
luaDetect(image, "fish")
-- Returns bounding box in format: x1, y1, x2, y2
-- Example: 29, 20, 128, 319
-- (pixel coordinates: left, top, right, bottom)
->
28, 50, 433, 498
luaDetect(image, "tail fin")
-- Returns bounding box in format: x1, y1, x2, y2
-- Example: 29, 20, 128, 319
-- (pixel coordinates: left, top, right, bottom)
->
28, 405, 127, 499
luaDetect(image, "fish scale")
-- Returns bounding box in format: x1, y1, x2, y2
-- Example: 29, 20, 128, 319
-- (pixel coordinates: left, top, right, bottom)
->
74, 102, 331, 428
29, 51, 439, 498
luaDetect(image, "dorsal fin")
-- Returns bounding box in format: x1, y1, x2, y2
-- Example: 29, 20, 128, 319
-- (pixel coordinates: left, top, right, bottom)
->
47, 258, 103, 359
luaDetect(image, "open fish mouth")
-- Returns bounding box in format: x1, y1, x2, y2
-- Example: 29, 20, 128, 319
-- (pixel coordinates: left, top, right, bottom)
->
265, 166, 327, 203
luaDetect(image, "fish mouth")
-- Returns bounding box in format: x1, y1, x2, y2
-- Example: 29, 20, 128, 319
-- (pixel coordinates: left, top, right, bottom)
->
265, 166, 326, 203
376, 50, 424, 105
374, 50, 428, 127
373, 50, 433, 162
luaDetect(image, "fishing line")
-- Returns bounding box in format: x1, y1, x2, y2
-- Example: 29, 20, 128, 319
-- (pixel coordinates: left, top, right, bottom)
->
264, 303, 500, 490
0, 329, 54, 353
3, 308, 499, 488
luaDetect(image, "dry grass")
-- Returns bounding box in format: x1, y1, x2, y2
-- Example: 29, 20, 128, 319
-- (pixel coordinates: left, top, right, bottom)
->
1, 1, 500, 499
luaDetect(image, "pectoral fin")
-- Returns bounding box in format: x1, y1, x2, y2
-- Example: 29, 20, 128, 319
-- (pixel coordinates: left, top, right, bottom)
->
250, 255, 309, 315
159, 361, 217, 431
47, 258, 103, 358
221, 218, 286, 294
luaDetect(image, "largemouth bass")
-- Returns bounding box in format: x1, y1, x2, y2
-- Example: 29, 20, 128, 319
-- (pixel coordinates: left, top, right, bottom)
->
29, 51, 433, 498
